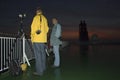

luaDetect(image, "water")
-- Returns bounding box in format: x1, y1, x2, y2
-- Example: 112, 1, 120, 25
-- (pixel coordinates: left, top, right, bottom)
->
0, 41, 120, 80
61, 42, 120, 80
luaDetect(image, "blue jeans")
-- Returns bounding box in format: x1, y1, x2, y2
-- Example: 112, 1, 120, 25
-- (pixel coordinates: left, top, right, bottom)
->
33, 43, 46, 75
53, 46, 60, 67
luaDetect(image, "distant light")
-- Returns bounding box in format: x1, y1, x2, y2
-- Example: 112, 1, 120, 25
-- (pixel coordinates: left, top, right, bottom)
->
19, 14, 23, 18
23, 14, 26, 17
19, 13, 26, 18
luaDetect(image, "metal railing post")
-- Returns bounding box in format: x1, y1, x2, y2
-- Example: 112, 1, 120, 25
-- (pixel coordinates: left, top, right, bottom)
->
0, 36, 34, 73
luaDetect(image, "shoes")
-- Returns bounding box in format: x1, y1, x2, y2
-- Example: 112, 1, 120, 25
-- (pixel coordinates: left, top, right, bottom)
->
33, 72, 43, 76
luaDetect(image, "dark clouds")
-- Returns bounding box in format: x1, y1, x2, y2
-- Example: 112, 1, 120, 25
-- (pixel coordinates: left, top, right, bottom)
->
39, 0, 120, 26
0, 0, 120, 33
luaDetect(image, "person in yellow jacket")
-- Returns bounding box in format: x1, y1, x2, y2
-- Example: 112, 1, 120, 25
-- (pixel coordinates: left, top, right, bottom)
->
31, 8, 49, 76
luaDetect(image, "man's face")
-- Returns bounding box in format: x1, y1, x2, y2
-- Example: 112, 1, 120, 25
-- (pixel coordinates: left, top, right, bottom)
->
52, 19, 57, 25
36, 10, 42, 15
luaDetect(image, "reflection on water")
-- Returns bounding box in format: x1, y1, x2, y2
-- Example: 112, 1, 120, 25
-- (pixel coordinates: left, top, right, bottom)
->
54, 68, 61, 80
62, 42, 120, 79
65, 41, 120, 70
69, 41, 120, 63
79, 44, 89, 68
79, 45, 89, 56
89, 45, 120, 66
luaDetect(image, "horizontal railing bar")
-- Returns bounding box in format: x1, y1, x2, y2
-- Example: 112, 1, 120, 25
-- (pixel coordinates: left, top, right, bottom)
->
0, 36, 34, 73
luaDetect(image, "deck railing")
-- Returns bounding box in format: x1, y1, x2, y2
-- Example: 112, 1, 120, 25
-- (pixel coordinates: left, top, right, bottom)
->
0, 36, 34, 73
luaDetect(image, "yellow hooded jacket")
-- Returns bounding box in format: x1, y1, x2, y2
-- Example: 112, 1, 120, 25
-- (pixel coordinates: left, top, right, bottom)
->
31, 15, 49, 43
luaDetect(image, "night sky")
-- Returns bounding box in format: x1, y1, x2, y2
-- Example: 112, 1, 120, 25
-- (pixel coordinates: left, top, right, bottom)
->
0, 0, 120, 40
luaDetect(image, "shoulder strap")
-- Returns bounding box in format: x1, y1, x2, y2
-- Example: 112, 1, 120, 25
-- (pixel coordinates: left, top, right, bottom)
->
38, 15, 42, 30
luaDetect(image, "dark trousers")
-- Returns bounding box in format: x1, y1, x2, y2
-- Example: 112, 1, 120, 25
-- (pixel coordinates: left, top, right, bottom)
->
33, 43, 46, 75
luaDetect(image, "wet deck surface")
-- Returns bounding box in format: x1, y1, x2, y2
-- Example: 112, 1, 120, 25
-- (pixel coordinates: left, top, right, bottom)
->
0, 42, 120, 80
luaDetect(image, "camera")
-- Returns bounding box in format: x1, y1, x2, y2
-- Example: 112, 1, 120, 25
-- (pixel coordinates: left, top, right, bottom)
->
36, 30, 41, 34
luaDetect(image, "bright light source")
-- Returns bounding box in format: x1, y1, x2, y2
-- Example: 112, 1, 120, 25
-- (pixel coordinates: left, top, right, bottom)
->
19, 13, 26, 18
19, 14, 23, 18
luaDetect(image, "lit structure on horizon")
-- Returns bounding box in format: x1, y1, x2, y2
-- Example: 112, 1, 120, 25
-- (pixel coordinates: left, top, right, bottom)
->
79, 20, 89, 42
